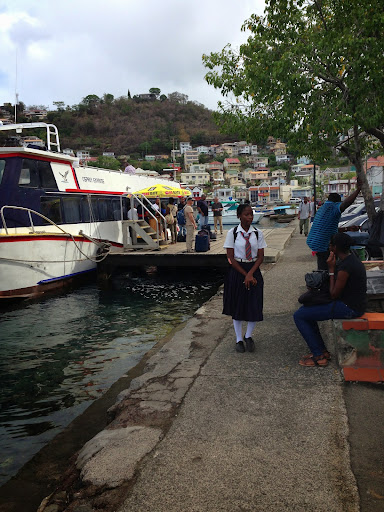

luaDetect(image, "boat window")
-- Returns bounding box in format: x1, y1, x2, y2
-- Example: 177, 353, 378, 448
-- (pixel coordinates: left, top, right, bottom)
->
90, 197, 100, 221
98, 198, 114, 221
80, 197, 91, 222
38, 161, 57, 189
62, 197, 81, 223
112, 198, 123, 220
19, 159, 39, 187
0, 160, 5, 184
40, 197, 63, 224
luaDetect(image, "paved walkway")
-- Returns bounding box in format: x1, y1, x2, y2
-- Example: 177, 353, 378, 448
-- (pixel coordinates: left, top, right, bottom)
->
36, 228, 384, 512
115, 232, 358, 512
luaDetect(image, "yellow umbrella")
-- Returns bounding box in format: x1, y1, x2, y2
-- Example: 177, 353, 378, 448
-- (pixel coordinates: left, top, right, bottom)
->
133, 184, 190, 198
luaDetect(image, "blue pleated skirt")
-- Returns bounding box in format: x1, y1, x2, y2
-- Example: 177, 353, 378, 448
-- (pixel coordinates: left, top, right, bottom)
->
222, 262, 264, 321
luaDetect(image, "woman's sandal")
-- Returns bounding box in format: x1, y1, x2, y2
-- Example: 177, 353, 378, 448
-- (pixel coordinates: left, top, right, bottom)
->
299, 354, 329, 367
301, 351, 331, 362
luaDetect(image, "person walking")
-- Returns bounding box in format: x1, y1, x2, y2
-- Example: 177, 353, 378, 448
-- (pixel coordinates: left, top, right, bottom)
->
294, 232, 367, 367
197, 194, 209, 229
223, 204, 267, 353
184, 197, 197, 252
211, 197, 223, 235
307, 180, 361, 270
166, 197, 178, 244
298, 197, 311, 236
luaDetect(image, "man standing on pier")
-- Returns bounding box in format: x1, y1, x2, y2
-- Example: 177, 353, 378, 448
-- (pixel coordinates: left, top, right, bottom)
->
298, 197, 312, 236
197, 194, 209, 229
211, 196, 223, 235
185, 197, 197, 252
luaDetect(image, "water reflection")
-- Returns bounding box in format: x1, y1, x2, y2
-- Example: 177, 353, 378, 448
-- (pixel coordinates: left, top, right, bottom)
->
0, 268, 223, 485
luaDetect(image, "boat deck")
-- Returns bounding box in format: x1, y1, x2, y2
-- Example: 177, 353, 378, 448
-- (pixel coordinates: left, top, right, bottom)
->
102, 226, 297, 269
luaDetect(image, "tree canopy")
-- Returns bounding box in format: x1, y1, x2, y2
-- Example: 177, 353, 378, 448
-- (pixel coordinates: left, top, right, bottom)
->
203, 0, 384, 218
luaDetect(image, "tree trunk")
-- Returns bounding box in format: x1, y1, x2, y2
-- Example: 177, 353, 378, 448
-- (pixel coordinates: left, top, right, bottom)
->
340, 125, 376, 221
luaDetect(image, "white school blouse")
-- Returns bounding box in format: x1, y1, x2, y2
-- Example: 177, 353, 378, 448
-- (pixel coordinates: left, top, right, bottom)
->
224, 224, 267, 260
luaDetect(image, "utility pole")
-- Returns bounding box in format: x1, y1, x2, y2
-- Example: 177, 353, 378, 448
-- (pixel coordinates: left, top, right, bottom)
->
313, 163, 317, 214
172, 137, 176, 181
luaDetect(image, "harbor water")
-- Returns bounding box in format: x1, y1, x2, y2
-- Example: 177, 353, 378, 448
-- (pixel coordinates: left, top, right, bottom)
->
0, 268, 224, 487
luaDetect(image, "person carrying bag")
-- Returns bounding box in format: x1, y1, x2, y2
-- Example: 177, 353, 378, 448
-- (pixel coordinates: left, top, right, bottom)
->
293, 233, 367, 367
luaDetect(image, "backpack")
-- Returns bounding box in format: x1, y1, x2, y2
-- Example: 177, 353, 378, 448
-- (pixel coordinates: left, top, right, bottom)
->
233, 225, 259, 242
177, 208, 186, 226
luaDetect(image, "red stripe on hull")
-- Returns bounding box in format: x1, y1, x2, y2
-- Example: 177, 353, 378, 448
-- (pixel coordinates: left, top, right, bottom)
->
65, 189, 125, 195
0, 235, 123, 247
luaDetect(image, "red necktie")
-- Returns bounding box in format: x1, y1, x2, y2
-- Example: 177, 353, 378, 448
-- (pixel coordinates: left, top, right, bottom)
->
241, 232, 252, 261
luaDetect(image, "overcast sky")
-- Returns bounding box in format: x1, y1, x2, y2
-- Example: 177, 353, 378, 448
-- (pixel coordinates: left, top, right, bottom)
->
0, 0, 265, 112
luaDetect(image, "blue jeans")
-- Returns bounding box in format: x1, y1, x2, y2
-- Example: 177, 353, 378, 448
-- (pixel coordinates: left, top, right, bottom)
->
293, 301, 361, 356
199, 215, 208, 229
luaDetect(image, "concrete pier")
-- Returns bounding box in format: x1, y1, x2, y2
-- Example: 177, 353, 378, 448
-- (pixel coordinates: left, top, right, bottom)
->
102, 226, 296, 269
3, 226, 384, 512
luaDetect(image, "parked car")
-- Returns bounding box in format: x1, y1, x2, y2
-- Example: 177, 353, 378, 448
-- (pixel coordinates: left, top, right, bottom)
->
289, 197, 302, 204
341, 208, 382, 259
339, 199, 380, 225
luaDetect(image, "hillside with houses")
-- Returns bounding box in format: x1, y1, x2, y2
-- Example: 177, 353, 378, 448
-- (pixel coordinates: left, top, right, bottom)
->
1, 95, 383, 203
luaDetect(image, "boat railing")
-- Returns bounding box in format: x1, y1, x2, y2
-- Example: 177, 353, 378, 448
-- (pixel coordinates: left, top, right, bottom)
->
0, 205, 69, 235
0, 123, 61, 152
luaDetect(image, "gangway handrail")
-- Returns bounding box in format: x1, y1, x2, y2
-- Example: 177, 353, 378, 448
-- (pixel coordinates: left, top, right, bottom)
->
126, 193, 170, 246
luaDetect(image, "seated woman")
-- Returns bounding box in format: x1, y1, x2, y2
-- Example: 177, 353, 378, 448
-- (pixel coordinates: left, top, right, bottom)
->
294, 232, 367, 367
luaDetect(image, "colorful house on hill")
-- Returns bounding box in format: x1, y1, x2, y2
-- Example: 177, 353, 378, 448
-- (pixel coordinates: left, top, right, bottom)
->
223, 157, 241, 171
249, 182, 280, 203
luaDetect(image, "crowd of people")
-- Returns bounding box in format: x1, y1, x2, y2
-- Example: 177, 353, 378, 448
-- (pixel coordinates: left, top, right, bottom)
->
222, 184, 367, 368
127, 195, 224, 250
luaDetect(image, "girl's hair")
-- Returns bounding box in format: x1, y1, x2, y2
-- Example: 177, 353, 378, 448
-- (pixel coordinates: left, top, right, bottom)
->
237, 204, 252, 217
330, 232, 352, 252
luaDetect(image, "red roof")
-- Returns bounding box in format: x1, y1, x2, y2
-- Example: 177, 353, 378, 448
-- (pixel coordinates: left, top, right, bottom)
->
225, 158, 240, 163
210, 161, 223, 165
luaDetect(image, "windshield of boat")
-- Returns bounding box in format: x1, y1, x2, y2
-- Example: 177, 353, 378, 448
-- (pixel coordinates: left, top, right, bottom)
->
0, 160, 5, 184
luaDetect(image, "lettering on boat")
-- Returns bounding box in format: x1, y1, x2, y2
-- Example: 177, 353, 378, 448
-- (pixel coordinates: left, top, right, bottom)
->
82, 176, 105, 184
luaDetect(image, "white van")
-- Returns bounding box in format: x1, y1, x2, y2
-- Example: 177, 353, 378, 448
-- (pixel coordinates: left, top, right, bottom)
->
289, 197, 302, 204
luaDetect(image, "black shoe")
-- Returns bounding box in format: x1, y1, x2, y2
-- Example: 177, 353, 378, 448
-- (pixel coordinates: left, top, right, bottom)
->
244, 336, 255, 352
235, 341, 245, 353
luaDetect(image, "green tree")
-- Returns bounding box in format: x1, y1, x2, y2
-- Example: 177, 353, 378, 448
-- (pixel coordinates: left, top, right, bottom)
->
102, 93, 114, 104
92, 155, 121, 170
149, 87, 161, 98
53, 101, 65, 111
168, 91, 189, 104
203, 0, 384, 220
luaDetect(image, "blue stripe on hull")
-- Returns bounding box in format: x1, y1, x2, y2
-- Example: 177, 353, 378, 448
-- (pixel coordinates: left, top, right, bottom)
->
37, 267, 97, 285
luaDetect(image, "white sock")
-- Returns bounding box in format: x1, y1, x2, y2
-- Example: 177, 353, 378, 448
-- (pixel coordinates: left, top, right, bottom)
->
233, 320, 243, 343
245, 321, 257, 339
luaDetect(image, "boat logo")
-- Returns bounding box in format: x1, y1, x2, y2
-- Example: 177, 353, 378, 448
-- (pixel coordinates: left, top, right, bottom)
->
59, 170, 69, 183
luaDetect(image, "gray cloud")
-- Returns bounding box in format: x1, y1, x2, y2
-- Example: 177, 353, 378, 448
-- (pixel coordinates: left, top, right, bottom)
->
0, 0, 265, 110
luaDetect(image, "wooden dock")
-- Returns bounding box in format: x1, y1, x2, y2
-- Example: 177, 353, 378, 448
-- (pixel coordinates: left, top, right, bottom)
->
101, 226, 297, 270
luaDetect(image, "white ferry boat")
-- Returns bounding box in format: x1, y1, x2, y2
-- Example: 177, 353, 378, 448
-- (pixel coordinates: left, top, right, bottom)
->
0, 123, 178, 299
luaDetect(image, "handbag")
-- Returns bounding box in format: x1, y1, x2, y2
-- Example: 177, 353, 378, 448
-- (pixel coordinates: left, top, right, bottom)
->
298, 270, 332, 306
165, 213, 174, 224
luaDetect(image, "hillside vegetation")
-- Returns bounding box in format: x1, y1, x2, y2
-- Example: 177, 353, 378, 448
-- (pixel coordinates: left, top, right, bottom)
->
43, 93, 238, 157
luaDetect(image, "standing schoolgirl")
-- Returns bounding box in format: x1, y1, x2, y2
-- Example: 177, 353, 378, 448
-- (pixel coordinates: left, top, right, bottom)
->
223, 204, 267, 352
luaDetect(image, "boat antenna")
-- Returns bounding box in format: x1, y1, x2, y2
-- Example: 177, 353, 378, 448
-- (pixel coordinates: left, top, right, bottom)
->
14, 48, 19, 123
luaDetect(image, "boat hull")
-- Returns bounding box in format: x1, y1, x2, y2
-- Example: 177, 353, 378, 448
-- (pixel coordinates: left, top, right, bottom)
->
0, 234, 99, 299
